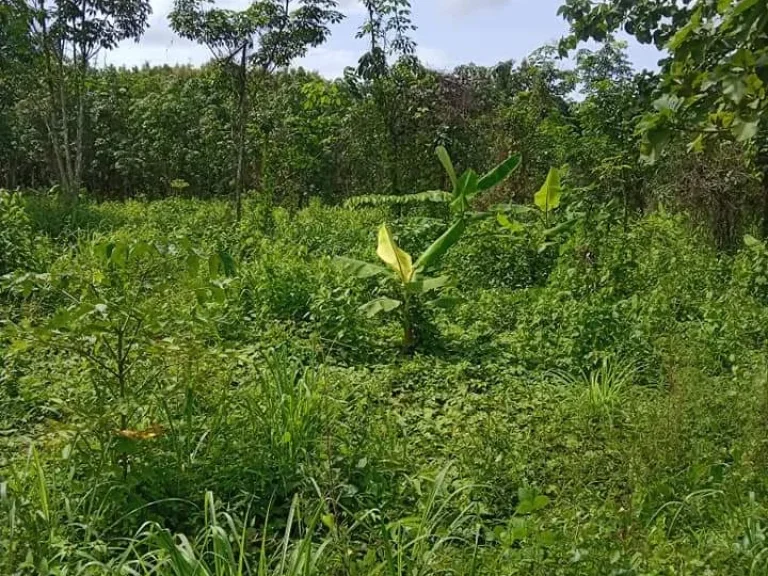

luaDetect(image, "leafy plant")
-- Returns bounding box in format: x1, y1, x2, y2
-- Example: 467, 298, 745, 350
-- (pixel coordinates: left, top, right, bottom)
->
345, 146, 521, 219
338, 223, 459, 353
496, 166, 580, 253
170, 179, 190, 195
363, 466, 477, 576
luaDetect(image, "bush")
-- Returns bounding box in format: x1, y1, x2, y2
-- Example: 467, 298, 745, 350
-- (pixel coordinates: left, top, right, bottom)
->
0, 190, 36, 274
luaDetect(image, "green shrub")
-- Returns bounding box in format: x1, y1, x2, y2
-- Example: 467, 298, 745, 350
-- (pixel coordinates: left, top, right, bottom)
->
0, 190, 36, 274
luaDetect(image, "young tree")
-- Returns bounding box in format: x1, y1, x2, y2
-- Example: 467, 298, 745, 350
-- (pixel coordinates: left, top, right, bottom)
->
169, 0, 343, 221
25, 0, 152, 199
0, 1, 36, 188
353, 0, 417, 195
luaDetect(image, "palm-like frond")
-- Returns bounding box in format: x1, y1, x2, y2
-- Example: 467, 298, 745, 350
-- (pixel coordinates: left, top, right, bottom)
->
344, 190, 451, 209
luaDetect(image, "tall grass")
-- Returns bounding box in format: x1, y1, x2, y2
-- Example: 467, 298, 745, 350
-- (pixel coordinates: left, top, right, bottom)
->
553, 357, 639, 423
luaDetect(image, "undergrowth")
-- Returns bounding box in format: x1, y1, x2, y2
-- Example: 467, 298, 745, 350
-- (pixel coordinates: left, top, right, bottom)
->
3, 195, 768, 574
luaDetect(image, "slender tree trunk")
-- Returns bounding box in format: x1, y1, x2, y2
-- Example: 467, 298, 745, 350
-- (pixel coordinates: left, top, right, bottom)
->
58, 56, 76, 199
39, 3, 70, 195
234, 46, 247, 222
74, 29, 88, 195
761, 169, 768, 240
756, 132, 768, 239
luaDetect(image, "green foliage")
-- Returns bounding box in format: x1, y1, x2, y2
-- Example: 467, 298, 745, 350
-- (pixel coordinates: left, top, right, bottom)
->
0, 190, 36, 274
561, 0, 768, 166
8, 0, 768, 568
735, 234, 768, 303
5, 197, 768, 575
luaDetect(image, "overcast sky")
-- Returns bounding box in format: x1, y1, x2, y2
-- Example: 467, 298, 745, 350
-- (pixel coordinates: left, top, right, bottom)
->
102, 0, 662, 77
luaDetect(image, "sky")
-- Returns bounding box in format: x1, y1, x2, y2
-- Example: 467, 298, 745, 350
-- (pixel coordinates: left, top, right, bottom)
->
102, 0, 663, 77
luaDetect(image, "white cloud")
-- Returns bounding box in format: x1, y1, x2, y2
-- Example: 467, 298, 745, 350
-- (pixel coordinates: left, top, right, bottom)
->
445, 0, 511, 14
417, 46, 452, 71
295, 46, 359, 78
336, 0, 367, 15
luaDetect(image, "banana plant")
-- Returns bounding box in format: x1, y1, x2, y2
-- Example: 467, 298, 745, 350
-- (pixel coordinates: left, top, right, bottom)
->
338, 223, 462, 353
344, 146, 522, 219
496, 166, 578, 251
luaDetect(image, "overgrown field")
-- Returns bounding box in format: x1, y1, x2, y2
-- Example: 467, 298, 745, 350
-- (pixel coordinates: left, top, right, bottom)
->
5, 192, 768, 574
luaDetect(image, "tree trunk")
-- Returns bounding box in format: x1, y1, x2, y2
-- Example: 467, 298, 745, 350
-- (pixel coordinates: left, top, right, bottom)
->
234, 46, 248, 222
74, 32, 88, 196
39, 5, 72, 197
761, 169, 768, 240
58, 58, 76, 200
758, 138, 768, 239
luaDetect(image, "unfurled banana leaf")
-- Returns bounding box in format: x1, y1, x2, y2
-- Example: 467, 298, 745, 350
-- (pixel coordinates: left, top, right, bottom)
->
436, 146, 458, 190
377, 224, 414, 283
407, 275, 451, 294
534, 168, 561, 215
344, 190, 451, 209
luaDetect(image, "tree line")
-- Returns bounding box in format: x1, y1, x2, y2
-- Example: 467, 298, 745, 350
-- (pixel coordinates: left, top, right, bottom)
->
1, 0, 767, 247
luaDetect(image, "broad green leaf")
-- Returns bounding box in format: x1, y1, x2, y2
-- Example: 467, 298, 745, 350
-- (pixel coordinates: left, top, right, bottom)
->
420, 275, 451, 292
731, 117, 759, 141
377, 224, 414, 284
110, 242, 128, 267
687, 134, 705, 153
723, 76, 748, 105
476, 154, 522, 193
667, 7, 700, 51
130, 241, 157, 260
335, 257, 388, 278
497, 213, 525, 233
652, 95, 684, 113
436, 146, 457, 191
415, 219, 467, 271
534, 168, 561, 214
359, 297, 402, 317
542, 218, 579, 238
640, 126, 672, 164
733, 0, 759, 17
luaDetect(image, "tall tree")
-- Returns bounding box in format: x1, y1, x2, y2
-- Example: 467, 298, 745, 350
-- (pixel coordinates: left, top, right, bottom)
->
25, 0, 151, 198
169, 0, 343, 220
353, 0, 417, 195
559, 0, 768, 233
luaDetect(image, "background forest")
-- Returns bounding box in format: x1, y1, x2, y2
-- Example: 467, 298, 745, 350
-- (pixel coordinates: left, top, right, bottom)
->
3, 0, 768, 574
